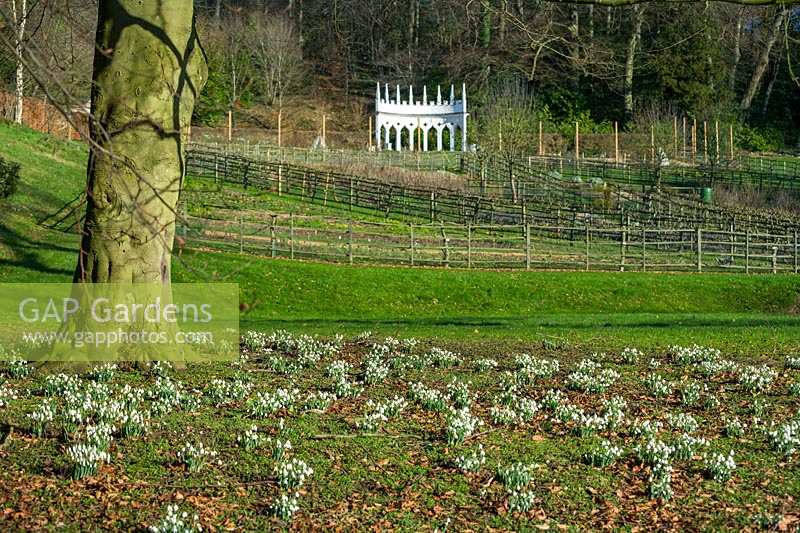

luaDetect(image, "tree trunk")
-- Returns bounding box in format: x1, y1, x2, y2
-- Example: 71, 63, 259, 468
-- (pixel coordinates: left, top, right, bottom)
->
75, 0, 207, 283
12, 0, 27, 125
623, 5, 643, 123
740, 8, 786, 112
215, 0, 222, 19
729, 8, 743, 93
761, 61, 779, 116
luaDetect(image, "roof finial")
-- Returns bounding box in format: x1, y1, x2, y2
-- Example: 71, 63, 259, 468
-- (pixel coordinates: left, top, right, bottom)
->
423, 86, 428, 105
437, 85, 442, 105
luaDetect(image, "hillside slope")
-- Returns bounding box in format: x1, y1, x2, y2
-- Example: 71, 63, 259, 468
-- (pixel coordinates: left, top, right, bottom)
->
1, 123, 798, 351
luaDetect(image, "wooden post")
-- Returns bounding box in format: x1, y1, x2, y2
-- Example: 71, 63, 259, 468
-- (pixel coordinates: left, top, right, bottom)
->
277, 108, 282, 147
348, 219, 353, 265
525, 224, 531, 270
673, 116, 678, 158
692, 118, 697, 164
368, 116, 373, 150
289, 214, 295, 260
794, 231, 798, 274
745, 229, 750, 274
682, 116, 687, 160
585, 225, 590, 271
650, 125, 655, 163
349, 177, 354, 211
696, 227, 702, 272
467, 223, 472, 269
270, 215, 277, 258
442, 224, 449, 268
772, 246, 778, 274
641, 227, 646, 271
430, 191, 436, 222
322, 114, 327, 148
729, 125, 734, 160
614, 121, 619, 164
538, 121, 544, 156
410, 223, 415, 266
227, 109, 233, 142
703, 120, 708, 163
715, 120, 720, 162
620, 226, 627, 272
239, 214, 244, 254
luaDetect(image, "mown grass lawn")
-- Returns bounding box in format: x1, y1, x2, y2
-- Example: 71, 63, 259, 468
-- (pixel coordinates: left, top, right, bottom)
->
1, 336, 799, 530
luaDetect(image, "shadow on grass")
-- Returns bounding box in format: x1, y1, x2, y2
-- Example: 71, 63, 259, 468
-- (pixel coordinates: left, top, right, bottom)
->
241, 313, 800, 330
0, 221, 74, 277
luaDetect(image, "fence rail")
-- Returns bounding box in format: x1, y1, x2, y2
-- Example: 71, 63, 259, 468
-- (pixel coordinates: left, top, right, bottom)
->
179, 211, 800, 274
185, 147, 800, 235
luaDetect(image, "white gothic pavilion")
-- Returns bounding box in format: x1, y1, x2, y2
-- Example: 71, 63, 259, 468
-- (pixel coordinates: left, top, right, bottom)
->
374, 83, 468, 152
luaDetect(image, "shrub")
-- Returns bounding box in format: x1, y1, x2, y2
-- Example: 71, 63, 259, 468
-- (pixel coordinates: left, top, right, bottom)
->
0, 155, 20, 199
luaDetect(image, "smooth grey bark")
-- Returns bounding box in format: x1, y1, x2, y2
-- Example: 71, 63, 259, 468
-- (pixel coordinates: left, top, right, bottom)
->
11, 0, 27, 125
740, 7, 786, 111
623, 5, 644, 122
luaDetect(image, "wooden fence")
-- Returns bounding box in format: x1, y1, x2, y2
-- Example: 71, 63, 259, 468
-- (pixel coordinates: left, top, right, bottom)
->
179, 211, 800, 274
185, 147, 800, 236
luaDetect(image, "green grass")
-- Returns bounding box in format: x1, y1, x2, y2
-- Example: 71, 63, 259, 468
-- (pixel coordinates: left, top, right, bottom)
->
1, 122, 800, 353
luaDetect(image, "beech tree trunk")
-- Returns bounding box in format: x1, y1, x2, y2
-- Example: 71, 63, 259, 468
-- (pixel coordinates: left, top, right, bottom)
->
75, 0, 207, 283
11, 0, 27, 125
740, 8, 785, 112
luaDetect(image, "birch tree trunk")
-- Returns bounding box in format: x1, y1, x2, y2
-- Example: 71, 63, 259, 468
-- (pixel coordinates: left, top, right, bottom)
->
623, 5, 644, 123
740, 8, 786, 112
11, 0, 27, 125
729, 8, 743, 93
75, 0, 207, 283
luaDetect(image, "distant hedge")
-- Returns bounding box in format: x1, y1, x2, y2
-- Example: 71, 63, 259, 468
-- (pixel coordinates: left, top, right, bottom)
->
0, 155, 20, 198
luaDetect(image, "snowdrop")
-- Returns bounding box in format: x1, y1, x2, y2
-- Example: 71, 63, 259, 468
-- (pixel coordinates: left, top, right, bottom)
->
270, 491, 300, 521
473, 358, 498, 372
739, 365, 777, 394
445, 407, 483, 444
149, 504, 201, 533
7, 357, 31, 379
666, 413, 699, 433
496, 462, 536, 491
428, 347, 460, 368
0, 382, 17, 408
767, 419, 799, 456
672, 433, 708, 460
67, 443, 110, 480
583, 439, 623, 467
28, 401, 55, 437
453, 444, 485, 473
703, 450, 736, 482
237, 425, 265, 450
276, 458, 313, 489
177, 442, 218, 472
724, 417, 745, 438
87, 363, 117, 382
446, 379, 474, 409
644, 374, 672, 398
620, 347, 643, 364
507, 489, 536, 513
566, 359, 619, 393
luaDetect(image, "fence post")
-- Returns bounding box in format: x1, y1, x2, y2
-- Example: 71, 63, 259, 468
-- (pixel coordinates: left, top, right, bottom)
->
439, 225, 449, 268
795, 231, 798, 274
290, 214, 295, 260
525, 223, 531, 271
271, 215, 277, 258
585, 225, 590, 271
641, 227, 646, 272
239, 214, 244, 254
278, 163, 283, 196
349, 177, 354, 211
410, 223, 415, 266
348, 219, 353, 265
467, 223, 472, 269
430, 191, 436, 222
696, 227, 702, 272
772, 246, 778, 274
620, 226, 626, 272
745, 229, 750, 274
